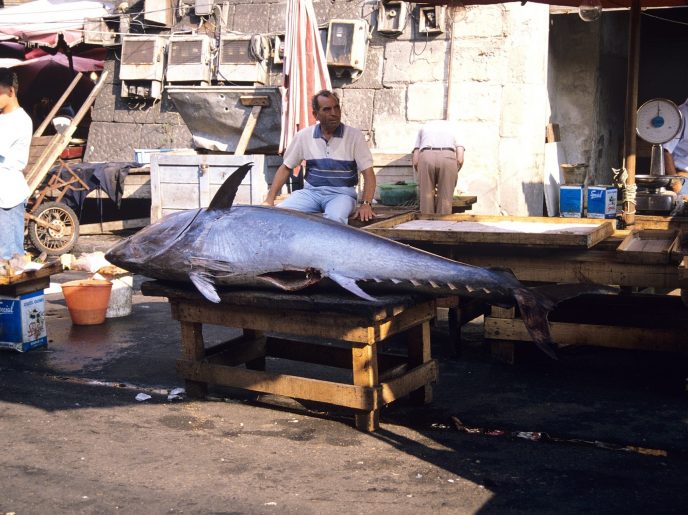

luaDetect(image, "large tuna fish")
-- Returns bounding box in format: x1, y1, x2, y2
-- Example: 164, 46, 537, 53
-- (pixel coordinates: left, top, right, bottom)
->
106, 163, 614, 359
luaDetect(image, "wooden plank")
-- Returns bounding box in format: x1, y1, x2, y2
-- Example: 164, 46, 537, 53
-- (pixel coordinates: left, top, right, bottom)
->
380, 361, 438, 404
33, 72, 83, 137
205, 333, 266, 367
265, 337, 407, 371
171, 300, 436, 344
0, 276, 50, 296
352, 342, 380, 431
371, 152, 413, 167
679, 256, 688, 282
616, 229, 678, 264
79, 218, 150, 235
176, 359, 379, 410
239, 95, 270, 107
484, 318, 687, 353
0, 260, 62, 286
364, 214, 614, 248
448, 253, 681, 288
406, 321, 433, 404
545, 123, 561, 143
143, 281, 431, 318
235, 104, 262, 156
26, 71, 110, 194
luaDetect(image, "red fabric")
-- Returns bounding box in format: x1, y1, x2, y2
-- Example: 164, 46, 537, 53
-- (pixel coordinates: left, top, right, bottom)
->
280, 0, 332, 153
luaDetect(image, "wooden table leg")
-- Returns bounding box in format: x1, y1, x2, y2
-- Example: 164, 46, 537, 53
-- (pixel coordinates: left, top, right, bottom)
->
352, 343, 379, 431
244, 329, 266, 371
407, 321, 433, 404
180, 320, 208, 399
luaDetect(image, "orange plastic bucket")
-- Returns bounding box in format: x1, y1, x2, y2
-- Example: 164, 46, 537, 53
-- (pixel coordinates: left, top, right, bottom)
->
61, 279, 113, 325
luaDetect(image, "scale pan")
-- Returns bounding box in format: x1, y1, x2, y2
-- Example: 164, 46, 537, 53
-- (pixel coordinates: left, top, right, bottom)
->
635, 175, 685, 189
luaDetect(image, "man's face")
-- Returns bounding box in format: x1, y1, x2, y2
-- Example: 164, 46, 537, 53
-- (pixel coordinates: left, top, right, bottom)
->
313, 94, 341, 133
0, 85, 14, 112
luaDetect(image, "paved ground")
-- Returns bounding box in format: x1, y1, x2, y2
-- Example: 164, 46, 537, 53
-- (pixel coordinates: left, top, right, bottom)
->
1, 234, 688, 514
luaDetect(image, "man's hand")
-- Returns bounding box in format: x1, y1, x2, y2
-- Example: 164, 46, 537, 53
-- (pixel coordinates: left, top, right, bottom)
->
262, 197, 275, 207
353, 203, 375, 222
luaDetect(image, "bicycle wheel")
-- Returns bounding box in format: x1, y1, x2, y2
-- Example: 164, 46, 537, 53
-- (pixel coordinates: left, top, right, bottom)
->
28, 201, 80, 256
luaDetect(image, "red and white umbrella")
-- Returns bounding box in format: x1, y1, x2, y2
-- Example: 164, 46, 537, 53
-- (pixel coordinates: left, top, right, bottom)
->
279, 0, 331, 153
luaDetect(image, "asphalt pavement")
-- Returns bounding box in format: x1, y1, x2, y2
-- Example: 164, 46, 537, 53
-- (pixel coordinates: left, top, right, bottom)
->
1, 233, 687, 514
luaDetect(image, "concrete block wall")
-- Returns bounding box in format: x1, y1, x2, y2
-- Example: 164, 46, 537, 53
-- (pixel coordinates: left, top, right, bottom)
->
86, 0, 554, 215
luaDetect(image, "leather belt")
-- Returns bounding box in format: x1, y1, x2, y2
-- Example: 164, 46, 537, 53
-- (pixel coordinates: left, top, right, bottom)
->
420, 147, 454, 152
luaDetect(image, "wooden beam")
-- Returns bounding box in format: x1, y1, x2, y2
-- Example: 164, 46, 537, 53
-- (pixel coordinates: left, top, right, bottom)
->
176, 359, 379, 410
33, 72, 83, 137
79, 218, 150, 235
622, 0, 641, 226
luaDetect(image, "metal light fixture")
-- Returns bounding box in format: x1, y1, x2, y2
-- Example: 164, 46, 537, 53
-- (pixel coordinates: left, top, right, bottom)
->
579, 0, 602, 22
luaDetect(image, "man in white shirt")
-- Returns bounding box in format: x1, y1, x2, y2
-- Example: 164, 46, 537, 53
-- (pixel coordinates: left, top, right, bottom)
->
264, 90, 376, 224
665, 98, 688, 201
0, 68, 33, 259
412, 120, 465, 215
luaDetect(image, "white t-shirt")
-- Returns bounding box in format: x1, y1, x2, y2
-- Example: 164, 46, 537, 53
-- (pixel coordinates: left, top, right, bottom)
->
0, 107, 32, 208
414, 120, 463, 150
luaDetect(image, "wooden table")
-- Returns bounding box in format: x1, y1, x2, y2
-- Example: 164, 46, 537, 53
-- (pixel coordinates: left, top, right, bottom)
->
141, 281, 439, 431
363, 214, 688, 362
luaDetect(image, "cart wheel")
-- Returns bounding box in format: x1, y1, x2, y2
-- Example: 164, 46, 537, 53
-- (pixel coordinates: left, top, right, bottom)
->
28, 201, 79, 256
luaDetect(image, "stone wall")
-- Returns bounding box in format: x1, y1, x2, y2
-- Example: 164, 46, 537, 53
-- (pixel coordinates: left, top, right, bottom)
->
87, 0, 555, 215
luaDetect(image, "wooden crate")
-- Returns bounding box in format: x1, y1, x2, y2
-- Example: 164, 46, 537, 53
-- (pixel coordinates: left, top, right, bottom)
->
616, 229, 679, 264
364, 213, 614, 248
150, 153, 267, 222
0, 260, 62, 296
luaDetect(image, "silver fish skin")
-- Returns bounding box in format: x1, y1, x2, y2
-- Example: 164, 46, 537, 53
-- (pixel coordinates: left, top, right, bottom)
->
107, 205, 520, 303
105, 163, 615, 360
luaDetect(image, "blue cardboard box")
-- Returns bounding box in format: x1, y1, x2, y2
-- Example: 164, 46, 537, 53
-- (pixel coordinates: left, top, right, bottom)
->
0, 290, 47, 352
587, 186, 617, 219
559, 185, 584, 217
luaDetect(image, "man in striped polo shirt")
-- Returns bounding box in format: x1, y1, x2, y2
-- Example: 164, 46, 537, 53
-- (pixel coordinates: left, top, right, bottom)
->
264, 89, 376, 224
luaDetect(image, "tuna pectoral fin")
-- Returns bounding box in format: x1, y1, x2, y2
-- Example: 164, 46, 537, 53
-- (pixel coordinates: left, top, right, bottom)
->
513, 289, 558, 360
328, 272, 379, 302
189, 270, 221, 303
188, 257, 231, 304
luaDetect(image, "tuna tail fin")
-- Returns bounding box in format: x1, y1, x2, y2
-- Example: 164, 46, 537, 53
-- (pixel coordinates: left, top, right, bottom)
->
207, 162, 253, 211
512, 283, 619, 360
512, 288, 559, 360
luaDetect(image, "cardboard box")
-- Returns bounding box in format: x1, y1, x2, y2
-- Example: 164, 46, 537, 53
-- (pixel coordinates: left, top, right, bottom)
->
0, 290, 48, 352
587, 186, 618, 219
559, 185, 584, 218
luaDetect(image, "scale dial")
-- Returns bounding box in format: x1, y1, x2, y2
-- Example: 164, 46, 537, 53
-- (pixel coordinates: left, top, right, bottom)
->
636, 98, 683, 144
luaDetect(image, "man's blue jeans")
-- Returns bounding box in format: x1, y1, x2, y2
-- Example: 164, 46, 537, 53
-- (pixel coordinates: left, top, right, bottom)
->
278, 186, 356, 224
0, 201, 26, 259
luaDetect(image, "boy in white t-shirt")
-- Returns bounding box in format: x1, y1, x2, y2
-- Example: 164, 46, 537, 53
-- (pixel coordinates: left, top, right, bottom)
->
0, 67, 33, 259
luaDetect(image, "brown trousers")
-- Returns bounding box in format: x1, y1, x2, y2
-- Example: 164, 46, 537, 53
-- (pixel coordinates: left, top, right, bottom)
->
417, 149, 459, 214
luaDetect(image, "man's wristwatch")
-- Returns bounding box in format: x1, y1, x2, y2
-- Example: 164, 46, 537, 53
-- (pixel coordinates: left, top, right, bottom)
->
361, 200, 372, 206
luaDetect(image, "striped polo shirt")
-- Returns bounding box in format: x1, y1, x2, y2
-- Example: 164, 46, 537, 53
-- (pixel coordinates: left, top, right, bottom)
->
282, 123, 374, 189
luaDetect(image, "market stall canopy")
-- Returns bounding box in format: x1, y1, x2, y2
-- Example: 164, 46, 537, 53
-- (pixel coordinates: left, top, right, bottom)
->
3, 52, 104, 122
0, 0, 114, 48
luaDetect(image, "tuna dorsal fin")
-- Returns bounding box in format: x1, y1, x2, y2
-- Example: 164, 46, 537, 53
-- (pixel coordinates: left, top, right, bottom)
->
207, 162, 253, 211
